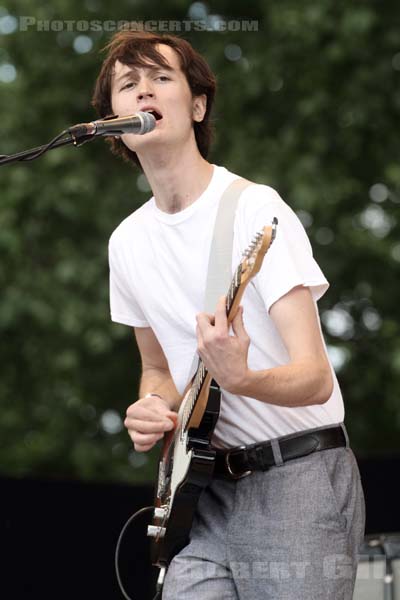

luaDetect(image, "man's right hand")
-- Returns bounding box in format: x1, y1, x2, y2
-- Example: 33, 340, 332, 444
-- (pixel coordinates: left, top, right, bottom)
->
124, 395, 178, 452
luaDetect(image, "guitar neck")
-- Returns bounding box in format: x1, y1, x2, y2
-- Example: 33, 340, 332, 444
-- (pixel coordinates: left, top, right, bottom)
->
181, 219, 277, 432
181, 262, 247, 431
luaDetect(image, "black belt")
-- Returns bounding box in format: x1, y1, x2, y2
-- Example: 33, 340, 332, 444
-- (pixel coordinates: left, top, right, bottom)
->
213, 425, 347, 480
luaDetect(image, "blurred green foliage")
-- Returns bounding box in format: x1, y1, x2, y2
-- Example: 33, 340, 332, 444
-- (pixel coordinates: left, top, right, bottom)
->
1, 0, 399, 483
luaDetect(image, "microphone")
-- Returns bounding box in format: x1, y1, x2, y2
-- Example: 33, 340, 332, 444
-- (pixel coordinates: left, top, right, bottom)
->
68, 112, 156, 137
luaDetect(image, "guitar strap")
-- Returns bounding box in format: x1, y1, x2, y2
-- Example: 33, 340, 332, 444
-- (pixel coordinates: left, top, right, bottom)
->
188, 177, 253, 380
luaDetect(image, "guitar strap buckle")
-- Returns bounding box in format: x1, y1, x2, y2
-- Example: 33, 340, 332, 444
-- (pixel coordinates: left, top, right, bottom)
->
225, 446, 252, 479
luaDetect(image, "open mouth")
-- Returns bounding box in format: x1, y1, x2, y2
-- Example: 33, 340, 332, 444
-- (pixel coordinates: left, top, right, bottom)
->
146, 110, 163, 121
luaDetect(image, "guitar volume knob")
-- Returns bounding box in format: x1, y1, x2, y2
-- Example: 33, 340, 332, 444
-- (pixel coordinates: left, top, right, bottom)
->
147, 525, 166, 538
154, 507, 167, 519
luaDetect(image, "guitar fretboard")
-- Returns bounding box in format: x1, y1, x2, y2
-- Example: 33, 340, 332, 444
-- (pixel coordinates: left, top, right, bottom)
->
179, 220, 277, 437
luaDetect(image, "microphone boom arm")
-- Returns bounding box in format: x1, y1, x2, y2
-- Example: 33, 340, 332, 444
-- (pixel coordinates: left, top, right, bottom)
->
0, 129, 94, 167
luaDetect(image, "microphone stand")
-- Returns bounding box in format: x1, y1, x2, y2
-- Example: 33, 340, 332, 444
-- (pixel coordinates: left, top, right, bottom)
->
0, 129, 94, 167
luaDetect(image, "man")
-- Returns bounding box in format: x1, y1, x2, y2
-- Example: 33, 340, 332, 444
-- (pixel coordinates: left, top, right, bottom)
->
92, 30, 365, 599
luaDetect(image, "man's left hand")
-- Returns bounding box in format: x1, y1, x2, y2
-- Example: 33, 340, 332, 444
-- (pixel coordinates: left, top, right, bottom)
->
196, 296, 250, 394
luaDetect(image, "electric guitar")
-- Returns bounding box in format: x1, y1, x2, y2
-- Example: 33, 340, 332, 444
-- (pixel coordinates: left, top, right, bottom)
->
147, 218, 278, 583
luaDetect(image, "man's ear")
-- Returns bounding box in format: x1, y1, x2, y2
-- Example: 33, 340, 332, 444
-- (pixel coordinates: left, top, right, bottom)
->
192, 94, 207, 123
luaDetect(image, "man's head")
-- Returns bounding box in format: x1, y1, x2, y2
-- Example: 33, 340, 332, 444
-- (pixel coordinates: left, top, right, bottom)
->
92, 30, 217, 168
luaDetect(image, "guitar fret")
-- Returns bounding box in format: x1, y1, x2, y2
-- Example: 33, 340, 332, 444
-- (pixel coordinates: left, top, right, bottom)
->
226, 264, 242, 315
182, 358, 208, 433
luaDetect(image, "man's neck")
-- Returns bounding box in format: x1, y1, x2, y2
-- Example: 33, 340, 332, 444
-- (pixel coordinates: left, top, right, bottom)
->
138, 142, 214, 214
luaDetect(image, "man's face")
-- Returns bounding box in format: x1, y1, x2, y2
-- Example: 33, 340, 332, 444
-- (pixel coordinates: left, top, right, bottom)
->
110, 44, 206, 156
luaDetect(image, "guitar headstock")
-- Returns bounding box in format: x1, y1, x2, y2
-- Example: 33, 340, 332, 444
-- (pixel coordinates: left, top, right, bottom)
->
240, 217, 278, 284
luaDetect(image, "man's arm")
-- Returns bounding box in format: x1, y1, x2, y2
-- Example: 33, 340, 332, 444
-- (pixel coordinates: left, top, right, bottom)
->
196, 286, 333, 407
124, 327, 180, 452
134, 326, 181, 411
238, 286, 333, 406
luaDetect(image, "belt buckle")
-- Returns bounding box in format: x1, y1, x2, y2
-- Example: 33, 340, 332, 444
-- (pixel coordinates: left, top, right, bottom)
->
225, 446, 252, 480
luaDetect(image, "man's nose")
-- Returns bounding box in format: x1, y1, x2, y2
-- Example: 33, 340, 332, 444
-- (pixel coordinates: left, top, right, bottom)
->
136, 80, 155, 102
137, 90, 154, 101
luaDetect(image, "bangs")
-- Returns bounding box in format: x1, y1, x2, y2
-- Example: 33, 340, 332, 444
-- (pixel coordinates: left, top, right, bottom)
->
110, 43, 176, 74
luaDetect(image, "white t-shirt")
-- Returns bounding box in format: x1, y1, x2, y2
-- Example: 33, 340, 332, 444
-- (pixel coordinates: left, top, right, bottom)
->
109, 165, 344, 448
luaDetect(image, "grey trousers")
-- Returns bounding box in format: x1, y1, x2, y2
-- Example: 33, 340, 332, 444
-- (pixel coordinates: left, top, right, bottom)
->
162, 445, 366, 600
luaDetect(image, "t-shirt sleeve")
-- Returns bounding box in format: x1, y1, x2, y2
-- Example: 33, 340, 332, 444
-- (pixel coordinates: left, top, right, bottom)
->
108, 233, 149, 328
239, 186, 329, 312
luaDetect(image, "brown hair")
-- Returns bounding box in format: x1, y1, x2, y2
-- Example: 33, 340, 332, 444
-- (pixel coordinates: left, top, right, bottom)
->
91, 30, 217, 168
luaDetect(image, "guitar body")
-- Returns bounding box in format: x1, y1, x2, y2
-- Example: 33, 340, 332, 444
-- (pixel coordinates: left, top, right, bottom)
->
149, 383, 221, 568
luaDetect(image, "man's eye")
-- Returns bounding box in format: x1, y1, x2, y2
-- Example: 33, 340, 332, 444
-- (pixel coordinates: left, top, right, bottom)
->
156, 76, 170, 82
121, 82, 135, 91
